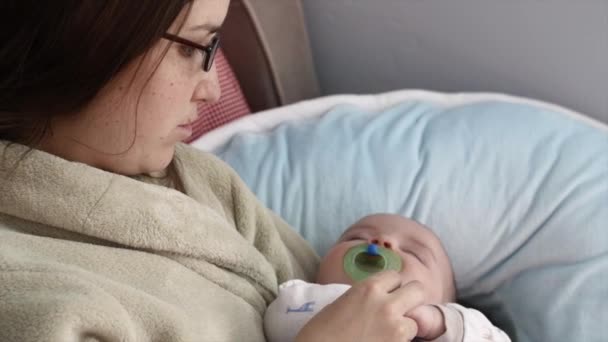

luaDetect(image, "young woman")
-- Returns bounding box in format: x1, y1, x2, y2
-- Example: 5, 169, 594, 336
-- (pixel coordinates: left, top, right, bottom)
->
0, 1, 422, 341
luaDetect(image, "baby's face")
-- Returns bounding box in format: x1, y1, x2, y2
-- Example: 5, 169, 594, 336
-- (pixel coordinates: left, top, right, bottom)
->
317, 214, 456, 304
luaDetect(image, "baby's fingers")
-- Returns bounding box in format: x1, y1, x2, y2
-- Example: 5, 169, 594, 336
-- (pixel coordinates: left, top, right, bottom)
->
408, 304, 446, 340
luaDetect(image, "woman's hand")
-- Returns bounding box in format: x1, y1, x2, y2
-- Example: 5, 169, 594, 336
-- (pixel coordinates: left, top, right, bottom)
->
295, 271, 423, 342
407, 304, 446, 340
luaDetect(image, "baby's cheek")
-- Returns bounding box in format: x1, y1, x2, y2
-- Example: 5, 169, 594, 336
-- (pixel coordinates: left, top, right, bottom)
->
400, 268, 445, 304
317, 248, 353, 285
318, 269, 352, 285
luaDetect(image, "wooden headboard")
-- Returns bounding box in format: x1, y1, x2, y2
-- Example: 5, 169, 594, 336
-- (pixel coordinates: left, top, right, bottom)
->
220, 0, 320, 112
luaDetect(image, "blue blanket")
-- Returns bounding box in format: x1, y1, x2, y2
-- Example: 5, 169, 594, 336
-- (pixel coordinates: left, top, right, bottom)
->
214, 100, 608, 341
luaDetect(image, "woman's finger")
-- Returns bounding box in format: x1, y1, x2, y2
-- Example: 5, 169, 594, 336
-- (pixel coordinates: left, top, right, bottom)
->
400, 317, 419, 341
356, 270, 403, 295
389, 280, 426, 314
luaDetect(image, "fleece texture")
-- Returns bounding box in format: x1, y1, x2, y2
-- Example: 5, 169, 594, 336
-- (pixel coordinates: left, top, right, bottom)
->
0, 142, 319, 342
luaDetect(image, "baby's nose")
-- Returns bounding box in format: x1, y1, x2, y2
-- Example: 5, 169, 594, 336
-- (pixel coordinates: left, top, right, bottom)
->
370, 236, 395, 250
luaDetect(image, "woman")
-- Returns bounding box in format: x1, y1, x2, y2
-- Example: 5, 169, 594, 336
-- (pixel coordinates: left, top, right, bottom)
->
0, 1, 422, 341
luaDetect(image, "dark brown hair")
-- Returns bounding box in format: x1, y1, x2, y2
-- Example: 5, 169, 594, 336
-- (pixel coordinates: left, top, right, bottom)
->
0, 0, 192, 147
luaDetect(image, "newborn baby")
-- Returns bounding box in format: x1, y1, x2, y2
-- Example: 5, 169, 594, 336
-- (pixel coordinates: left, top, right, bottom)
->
264, 214, 510, 342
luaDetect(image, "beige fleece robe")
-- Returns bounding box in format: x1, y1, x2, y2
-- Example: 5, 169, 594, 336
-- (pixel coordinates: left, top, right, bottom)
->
0, 142, 319, 342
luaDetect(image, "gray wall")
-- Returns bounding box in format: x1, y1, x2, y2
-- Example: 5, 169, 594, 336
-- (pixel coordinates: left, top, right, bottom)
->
302, 1, 608, 123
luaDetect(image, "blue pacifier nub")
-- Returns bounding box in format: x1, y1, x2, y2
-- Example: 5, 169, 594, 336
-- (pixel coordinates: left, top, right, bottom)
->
366, 243, 380, 256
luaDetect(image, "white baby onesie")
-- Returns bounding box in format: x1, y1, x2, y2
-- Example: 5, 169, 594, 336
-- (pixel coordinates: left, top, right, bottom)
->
264, 279, 511, 342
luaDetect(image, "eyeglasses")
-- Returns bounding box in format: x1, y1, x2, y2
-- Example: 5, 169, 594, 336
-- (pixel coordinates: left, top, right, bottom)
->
162, 33, 221, 72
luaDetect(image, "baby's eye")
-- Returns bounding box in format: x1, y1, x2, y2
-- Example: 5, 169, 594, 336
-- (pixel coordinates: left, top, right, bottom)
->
342, 235, 364, 243
400, 247, 425, 264
178, 44, 197, 58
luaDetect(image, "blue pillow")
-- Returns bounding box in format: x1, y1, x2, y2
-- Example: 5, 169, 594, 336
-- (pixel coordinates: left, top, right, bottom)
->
213, 100, 608, 341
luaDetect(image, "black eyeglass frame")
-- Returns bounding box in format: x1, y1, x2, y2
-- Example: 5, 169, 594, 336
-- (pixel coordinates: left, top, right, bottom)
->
162, 33, 221, 72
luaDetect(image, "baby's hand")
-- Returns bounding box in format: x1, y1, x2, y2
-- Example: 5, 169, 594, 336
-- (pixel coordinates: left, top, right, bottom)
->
407, 304, 446, 340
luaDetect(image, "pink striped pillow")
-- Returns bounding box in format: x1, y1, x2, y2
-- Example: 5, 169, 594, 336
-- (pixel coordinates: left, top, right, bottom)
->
185, 48, 251, 143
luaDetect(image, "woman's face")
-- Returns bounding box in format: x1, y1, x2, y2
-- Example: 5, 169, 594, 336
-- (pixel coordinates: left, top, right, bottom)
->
40, 0, 230, 175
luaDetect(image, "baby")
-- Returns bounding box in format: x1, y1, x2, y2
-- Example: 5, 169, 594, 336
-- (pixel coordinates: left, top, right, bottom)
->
264, 214, 510, 342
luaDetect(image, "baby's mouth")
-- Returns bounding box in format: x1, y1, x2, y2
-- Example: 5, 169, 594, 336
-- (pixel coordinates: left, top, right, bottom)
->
343, 243, 403, 282
354, 248, 386, 273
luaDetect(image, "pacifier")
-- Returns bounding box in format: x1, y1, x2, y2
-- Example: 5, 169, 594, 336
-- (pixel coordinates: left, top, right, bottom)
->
343, 243, 403, 282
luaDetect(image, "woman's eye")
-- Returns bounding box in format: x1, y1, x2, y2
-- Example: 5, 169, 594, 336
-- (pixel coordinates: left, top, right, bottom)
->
178, 45, 197, 58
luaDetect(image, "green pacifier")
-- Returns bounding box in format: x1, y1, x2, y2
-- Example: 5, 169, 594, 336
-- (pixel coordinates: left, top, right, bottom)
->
343, 243, 403, 282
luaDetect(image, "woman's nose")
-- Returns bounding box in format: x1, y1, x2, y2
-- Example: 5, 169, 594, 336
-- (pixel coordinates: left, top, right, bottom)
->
192, 68, 221, 104
369, 236, 396, 250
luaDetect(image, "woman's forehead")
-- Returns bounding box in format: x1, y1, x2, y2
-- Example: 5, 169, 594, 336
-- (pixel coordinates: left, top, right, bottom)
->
183, 0, 230, 31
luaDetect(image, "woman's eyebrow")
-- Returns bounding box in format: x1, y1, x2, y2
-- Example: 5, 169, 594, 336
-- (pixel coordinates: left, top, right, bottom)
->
187, 23, 221, 33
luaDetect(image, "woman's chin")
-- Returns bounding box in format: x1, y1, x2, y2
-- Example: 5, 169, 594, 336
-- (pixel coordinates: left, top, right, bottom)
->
139, 145, 176, 176
157, 149, 176, 170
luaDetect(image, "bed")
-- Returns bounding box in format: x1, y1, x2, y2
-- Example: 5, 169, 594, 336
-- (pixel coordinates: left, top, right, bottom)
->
190, 1, 608, 341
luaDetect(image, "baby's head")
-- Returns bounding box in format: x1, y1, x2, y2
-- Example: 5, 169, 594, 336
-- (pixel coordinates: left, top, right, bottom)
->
317, 213, 456, 303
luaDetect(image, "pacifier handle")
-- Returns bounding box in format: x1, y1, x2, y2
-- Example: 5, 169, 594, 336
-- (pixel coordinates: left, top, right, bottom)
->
367, 243, 380, 256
